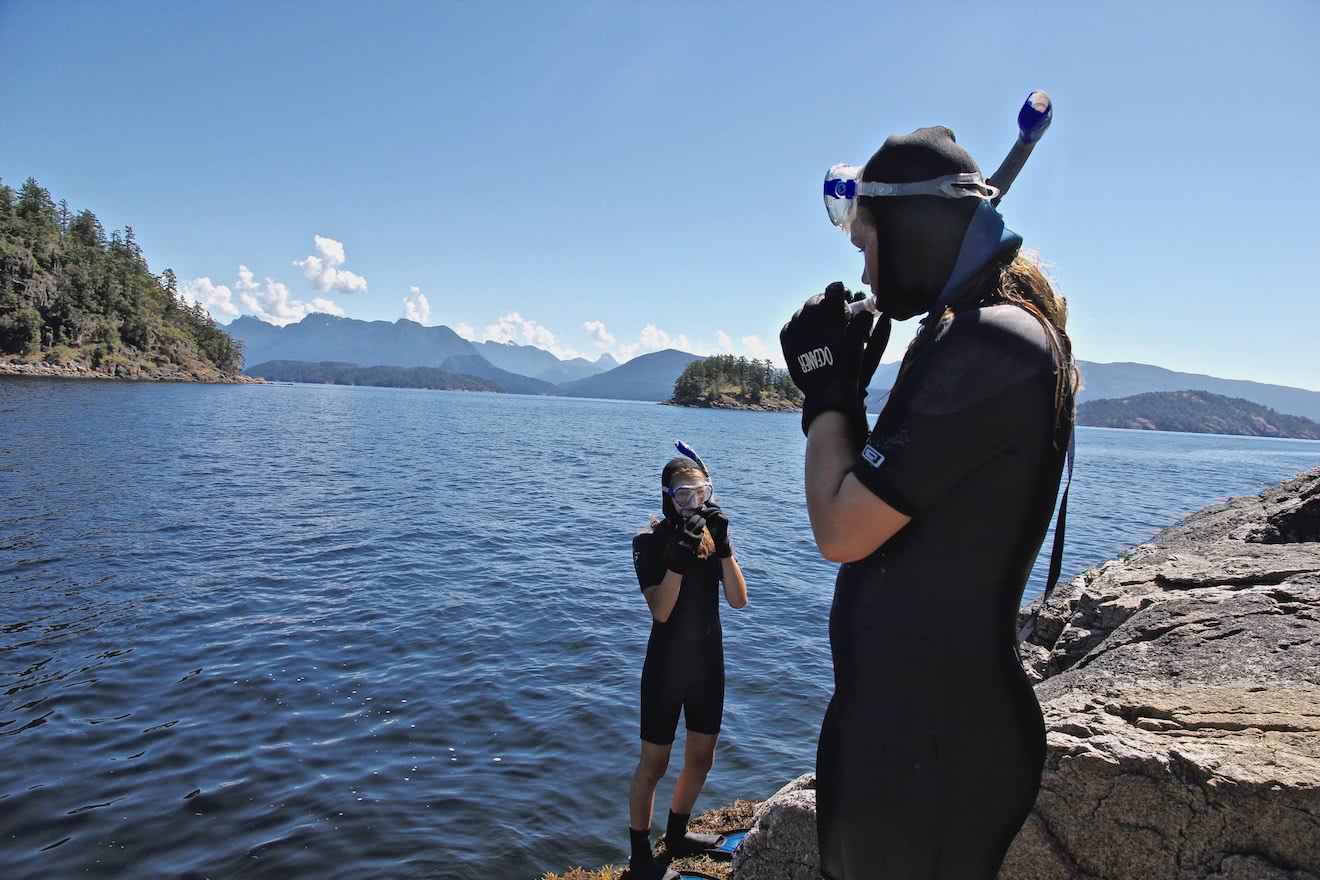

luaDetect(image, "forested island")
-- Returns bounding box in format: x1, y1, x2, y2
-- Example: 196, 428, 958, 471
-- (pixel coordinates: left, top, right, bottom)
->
247, 360, 501, 391
0, 177, 248, 382
667, 354, 802, 412
1078, 390, 1320, 439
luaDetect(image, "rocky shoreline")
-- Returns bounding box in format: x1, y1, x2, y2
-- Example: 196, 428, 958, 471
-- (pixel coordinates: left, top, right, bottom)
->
662, 398, 801, 414
999, 466, 1320, 880
548, 468, 1320, 880
0, 359, 261, 384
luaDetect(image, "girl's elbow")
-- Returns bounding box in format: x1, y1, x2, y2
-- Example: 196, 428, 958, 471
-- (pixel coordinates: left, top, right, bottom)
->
819, 537, 874, 564
812, 517, 851, 563
817, 536, 853, 564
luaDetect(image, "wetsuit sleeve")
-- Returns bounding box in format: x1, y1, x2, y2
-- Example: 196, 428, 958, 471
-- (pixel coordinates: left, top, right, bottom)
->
633, 532, 667, 592
853, 308, 1054, 517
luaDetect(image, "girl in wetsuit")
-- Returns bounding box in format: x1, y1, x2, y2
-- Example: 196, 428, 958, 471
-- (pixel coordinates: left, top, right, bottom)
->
779, 127, 1077, 879
625, 448, 748, 880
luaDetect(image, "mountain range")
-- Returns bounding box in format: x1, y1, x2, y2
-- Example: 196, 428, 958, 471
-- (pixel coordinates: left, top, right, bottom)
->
471, 339, 617, 384
232, 314, 694, 401
229, 314, 1320, 420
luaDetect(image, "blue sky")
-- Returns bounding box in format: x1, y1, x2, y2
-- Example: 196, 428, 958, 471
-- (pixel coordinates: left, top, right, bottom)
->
2, 1, 1317, 387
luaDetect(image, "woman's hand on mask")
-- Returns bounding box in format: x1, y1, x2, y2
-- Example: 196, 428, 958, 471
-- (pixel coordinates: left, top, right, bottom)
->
780, 282, 885, 442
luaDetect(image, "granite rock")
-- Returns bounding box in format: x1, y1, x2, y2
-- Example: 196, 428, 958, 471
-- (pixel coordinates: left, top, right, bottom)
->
731, 774, 820, 880
1005, 468, 1320, 879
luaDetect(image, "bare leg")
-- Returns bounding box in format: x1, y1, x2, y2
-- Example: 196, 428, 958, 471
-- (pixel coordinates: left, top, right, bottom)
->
629, 740, 672, 831
670, 731, 718, 815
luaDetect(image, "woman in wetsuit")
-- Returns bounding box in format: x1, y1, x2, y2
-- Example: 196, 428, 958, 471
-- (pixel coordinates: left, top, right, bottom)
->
625, 447, 748, 880
779, 127, 1077, 878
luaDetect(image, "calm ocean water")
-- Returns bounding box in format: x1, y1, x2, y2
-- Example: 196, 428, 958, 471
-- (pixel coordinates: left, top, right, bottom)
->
1, 378, 1317, 879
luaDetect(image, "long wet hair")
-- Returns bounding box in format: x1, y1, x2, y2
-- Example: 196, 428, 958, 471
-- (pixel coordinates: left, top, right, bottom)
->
645, 461, 716, 559
889, 248, 1079, 451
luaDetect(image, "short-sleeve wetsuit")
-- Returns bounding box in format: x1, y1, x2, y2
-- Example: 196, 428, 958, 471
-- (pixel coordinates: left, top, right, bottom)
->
816, 304, 1070, 879
633, 522, 725, 746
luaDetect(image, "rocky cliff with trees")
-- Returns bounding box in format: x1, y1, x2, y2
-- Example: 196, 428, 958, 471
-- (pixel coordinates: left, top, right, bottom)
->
0, 176, 247, 382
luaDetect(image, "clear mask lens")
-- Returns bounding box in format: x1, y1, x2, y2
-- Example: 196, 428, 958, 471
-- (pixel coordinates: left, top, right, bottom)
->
671, 482, 712, 509
823, 164, 862, 228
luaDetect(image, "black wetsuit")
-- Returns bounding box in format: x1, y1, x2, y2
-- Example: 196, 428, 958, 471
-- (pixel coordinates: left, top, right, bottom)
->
817, 304, 1069, 879
632, 523, 724, 746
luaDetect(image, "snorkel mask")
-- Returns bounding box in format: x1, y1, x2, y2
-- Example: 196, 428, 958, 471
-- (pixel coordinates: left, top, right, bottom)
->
666, 480, 712, 512
661, 440, 712, 520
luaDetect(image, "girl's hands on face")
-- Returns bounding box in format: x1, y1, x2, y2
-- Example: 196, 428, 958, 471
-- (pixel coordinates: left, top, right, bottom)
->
663, 511, 706, 574
700, 502, 733, 558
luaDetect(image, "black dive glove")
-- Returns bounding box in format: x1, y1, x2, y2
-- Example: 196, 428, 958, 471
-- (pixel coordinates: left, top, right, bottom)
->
779, 282, 892, 444
662, 513, 707, 574
700, 502, 733, 558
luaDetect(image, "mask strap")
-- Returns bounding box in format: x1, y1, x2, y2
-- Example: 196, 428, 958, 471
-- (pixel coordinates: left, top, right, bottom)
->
852, 172, 998, 201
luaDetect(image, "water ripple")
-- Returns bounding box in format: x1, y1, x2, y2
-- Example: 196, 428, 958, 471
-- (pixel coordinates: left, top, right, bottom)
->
0, 379, 1316, 878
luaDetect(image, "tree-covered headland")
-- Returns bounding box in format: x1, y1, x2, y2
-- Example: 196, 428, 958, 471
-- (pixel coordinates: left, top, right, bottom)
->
670, 354, 802, 410
0, 176, 245, 380
1077, 390, 1320, 439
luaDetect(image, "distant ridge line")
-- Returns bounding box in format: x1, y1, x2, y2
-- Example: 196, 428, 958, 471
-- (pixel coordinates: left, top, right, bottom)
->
226, 314, 1320, 415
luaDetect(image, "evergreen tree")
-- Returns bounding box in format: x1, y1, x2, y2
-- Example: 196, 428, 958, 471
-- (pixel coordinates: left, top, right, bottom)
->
16, 178, 58, 231
68, 210, 105, 247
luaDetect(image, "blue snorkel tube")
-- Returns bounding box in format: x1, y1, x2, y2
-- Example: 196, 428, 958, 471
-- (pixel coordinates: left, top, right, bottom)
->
935, 90, 1051, 311
674, 439, 709, 476
989, 90, 1053, 206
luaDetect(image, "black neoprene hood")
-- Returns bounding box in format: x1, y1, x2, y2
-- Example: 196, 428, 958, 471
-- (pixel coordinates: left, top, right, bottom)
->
860, 125, 984, 320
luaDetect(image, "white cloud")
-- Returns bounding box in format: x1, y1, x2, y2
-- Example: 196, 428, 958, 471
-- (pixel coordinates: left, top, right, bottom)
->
402, 287, 431, 324
178, 277, 240, 318
583, 320, 616, 349
183, 264, 345, 325
448, 310, 783, 369
293, 235, 368, 294
481, 312, 584, 360
603, 326, 783, 366
740, 334, 783, 367
234, 265, 259, 294
233, 264, 344, 325
309, 297, 344, 315
615, 324, 695, 362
